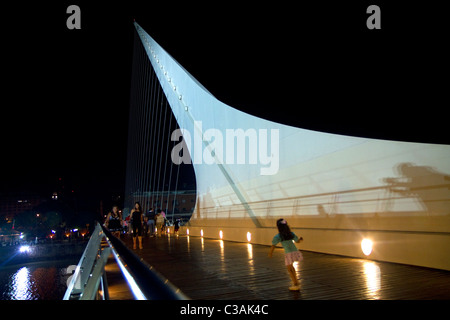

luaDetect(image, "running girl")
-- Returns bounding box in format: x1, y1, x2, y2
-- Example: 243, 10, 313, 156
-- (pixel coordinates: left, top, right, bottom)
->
268, 218, 303, 291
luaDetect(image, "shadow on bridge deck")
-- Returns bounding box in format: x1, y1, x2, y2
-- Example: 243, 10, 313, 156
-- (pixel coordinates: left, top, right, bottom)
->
109, 233, 450, 300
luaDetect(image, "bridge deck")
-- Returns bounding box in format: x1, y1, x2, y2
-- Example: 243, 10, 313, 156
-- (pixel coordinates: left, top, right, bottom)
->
109, 234, 450, 300
103, 255, 135, 300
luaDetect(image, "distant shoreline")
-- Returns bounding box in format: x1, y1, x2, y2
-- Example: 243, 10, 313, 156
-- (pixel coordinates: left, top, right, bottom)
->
0, 257, 82, 271
0, 242, 87, 267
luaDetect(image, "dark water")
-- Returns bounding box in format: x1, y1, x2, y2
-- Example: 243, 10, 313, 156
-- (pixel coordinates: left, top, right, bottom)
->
0, 260, 76, 300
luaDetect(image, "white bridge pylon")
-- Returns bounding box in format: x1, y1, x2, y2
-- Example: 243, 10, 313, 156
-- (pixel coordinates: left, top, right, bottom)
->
132, 22, 450, 270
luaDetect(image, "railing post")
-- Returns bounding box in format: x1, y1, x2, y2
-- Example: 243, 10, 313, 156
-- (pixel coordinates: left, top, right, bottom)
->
63, 223, 105, 300
100, 272, 110, 300
80, 247, 111, 300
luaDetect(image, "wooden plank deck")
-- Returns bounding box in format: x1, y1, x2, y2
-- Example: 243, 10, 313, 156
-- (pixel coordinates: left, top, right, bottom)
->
103, 255, 135, 300
110, 234, 450, 300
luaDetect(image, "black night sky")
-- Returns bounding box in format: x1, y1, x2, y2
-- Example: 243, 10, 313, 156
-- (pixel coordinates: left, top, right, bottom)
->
1, 1, 448, 213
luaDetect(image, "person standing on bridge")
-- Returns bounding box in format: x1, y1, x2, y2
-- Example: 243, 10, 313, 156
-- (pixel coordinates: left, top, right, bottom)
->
104, 205, 123, 239
147, 207, 155, 237
268, 218, 303, 291
130, 202, 144, 249
155, 209, 165, 236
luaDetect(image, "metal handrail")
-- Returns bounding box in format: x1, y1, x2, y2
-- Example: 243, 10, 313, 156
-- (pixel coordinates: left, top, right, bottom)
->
63, 223, 106, 300
63, 222, 188, 300
100, 224, 188, 300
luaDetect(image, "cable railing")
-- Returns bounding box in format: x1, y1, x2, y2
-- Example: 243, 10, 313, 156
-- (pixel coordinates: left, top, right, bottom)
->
63, 222, 188, 300
197, 181, 450, 219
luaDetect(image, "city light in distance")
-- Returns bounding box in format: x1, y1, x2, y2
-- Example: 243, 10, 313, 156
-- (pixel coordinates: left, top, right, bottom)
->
19, 245, 31, 253
247, 232, 251, 242
200, 229, 204, 237
219, 230, 223, 239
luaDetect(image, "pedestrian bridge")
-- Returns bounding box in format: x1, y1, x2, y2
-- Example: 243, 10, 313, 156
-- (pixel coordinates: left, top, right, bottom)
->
64, 223, 450, 300
124, 21, 450, 272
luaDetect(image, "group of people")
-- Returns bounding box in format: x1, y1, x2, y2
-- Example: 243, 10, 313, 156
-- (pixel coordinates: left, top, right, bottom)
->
104, 201, 180, 250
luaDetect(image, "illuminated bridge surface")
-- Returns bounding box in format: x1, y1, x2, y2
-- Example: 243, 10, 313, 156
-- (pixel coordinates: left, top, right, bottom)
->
105, 234, 450, 300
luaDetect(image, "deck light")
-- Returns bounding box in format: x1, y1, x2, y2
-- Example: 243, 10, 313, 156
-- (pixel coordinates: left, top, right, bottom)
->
361, 238, 373, 256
